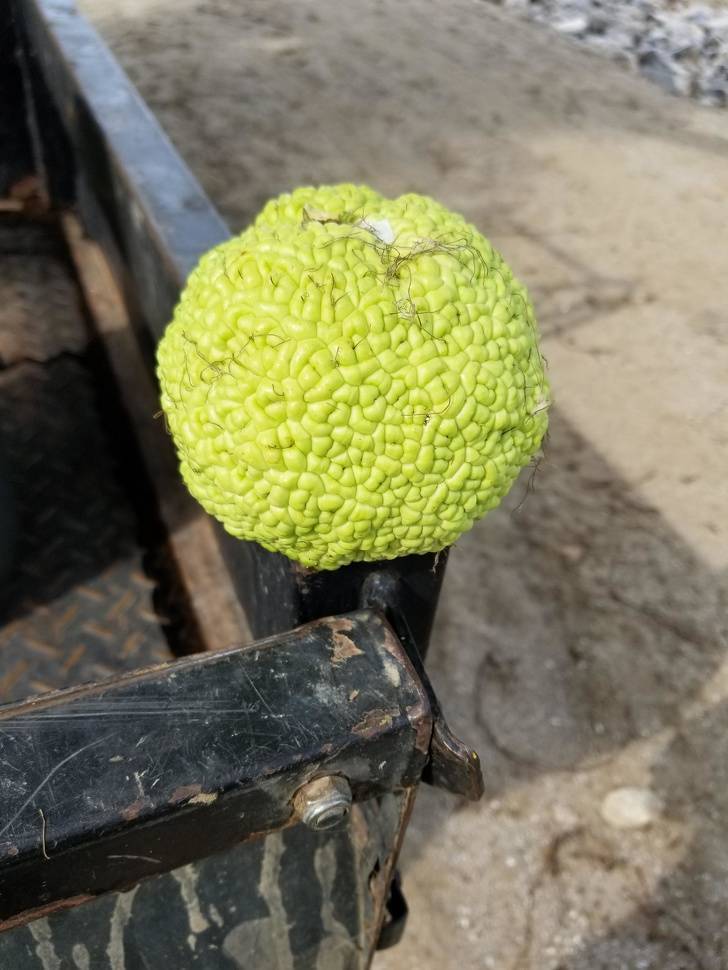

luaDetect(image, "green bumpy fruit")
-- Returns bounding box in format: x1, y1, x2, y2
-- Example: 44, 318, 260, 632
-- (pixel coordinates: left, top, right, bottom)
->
157, 184, 549, 570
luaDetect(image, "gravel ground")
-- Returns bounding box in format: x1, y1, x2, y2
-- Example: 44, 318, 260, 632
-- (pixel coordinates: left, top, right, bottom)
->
492, 0, 728, 106
78, 0, 728, 967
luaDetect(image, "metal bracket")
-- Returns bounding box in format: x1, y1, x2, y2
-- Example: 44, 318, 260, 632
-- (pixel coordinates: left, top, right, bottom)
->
0, 610, 432, 931
361, 571, 485, 802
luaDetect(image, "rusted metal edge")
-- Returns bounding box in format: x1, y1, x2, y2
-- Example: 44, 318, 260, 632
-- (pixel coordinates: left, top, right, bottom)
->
365, 788, 419, 965
0, 895, 94, 935
61, 211, 251, 651
360, 571, 485, 802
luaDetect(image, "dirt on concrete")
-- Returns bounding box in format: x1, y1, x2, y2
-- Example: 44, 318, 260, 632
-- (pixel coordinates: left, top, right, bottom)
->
78, 0, 728, 966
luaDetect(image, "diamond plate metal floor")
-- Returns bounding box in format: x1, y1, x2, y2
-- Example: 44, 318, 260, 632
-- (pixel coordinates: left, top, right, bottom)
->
0, 213, 171, 702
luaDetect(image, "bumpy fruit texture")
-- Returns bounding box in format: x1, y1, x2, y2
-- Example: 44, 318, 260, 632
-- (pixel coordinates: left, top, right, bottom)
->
157, 184, 549, 570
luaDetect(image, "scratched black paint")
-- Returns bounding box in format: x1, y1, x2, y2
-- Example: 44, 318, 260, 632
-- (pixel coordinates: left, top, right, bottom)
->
0, 800, 407, 969
0, 611, 431, 926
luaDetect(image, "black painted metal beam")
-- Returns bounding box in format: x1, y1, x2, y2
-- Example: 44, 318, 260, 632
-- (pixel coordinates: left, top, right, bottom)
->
0, 610, 431, 931
13, 0, 229, 334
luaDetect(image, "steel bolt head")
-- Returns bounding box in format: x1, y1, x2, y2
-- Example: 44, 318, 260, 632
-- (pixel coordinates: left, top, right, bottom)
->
293, 776, 352, 831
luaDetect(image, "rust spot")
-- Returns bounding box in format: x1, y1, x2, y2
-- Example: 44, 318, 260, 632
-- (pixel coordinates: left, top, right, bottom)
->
169, 784, 202, 805
352, 708, 394, 737
332, 633, 363, 665
328, 617, 363, 665
0, 894, 94, 933
407, 701, 433, 756
121, 799, 148, 821
328, 617, 354, 633
379, 622, 406, 663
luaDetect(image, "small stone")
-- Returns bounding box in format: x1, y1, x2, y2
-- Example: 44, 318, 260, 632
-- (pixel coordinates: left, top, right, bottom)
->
638, 50, 692, 97
554, 14, 590, 36
587, 13, 610, 37
685, 5, 716, 29
705, 14, 728, 33
559, 542, 585, 563
700, 89, 727, 108
553, 803, 579, 828
600, 786, 663, 830
662, 18, 704, 57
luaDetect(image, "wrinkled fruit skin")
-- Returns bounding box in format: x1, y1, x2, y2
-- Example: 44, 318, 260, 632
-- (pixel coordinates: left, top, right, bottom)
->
157, 184, 549, 570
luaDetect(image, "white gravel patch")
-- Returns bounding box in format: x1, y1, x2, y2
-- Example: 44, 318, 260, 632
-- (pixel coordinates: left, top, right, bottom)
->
491, 0, 728, 105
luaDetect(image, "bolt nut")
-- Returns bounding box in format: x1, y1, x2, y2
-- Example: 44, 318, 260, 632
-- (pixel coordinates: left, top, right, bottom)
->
293, 775, 352, 831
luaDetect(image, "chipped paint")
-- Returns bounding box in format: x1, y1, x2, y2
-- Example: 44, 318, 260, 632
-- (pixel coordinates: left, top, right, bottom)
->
331, 633, 364, 665
106, 885, 139, 970
349, 805, 370, 854
407, 701, 433, 756
28, 919, 61, 970
376, 618, 435, 756
223, 917, 278, 967
0, 607, 434, 945
259, 834, 295, 970
314, 840, 362, 970
169, 783, 202, 804
208, 903, 224, 928
171, 863, 210, 935
378, 622, 409, 664
120, 798, 147, 821
351, 709, 394, 737
326, 617, 354, 634
71, 942, 91, 970
314, 932, 361, 970
381, 657, 401, 688
328, 618, 363, 666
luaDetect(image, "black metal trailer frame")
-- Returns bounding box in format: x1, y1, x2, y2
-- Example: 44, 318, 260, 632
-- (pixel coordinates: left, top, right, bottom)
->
0, 2, 483, 966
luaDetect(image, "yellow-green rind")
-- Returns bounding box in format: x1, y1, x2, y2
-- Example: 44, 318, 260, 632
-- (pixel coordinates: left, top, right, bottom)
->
157, 184, 549, 570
